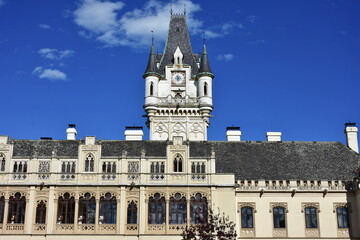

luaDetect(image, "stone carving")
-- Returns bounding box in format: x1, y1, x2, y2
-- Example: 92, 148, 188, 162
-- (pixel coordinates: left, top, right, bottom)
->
173, 123, 185, 134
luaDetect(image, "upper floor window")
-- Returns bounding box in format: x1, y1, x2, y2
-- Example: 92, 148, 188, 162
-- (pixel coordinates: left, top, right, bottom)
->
190, 193, 207, 224
102, 162, 116, 174
57, 193, 75, 224
0, 153, 5, 171
85, 154, 94, 172
127, 200, 138, 224
305, 207, 318, 228
273, 207, 286, 228
241, 207, 254, 228
61, 161, 75, 173
337, 207, 349, 228
150, 162, 165, 174
169, 193, 186, 224
99, 193, 116, 224
8, 192, 26, 224
173, 154, 183, 172
148, 193, 166, 224
13, 161, 27, 173
191, 162, 205, 174
78, 193, 96, 224
35, 200, 47, 224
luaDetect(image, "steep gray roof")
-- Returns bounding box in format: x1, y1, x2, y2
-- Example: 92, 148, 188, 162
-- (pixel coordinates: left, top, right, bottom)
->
189, 141, 360, 181
101, 141, 167, 157
144, 43, 158, 76
158, 14, 199, 76
198, 44, 212, 75
12, 140, 81, 158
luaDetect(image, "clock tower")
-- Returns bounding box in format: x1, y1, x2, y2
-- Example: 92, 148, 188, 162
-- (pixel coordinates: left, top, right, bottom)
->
143, 13, 214, 141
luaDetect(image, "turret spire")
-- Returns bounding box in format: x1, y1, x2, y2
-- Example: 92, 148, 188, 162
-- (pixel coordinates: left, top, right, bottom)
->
144, 31, 158, 75
199, 43, 212, 75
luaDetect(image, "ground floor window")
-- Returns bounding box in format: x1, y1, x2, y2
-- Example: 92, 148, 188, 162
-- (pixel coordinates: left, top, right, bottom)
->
99, 193, 117, 224
8, 192, 26, 224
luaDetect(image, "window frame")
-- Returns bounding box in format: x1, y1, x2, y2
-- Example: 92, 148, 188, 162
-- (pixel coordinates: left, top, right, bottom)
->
127, 200, 138, 224
99, 193, 117, 224
304, 207, 318, 229
336, 206, 349, 229
148, 193, 166, 224
57, 193, 75, 224
169, 193, 187, 224
190, 193, 208, 224
273, 206, 286, 229
8, 192, 26, 224
241, 207, 254, 229
35, 200, 47, 224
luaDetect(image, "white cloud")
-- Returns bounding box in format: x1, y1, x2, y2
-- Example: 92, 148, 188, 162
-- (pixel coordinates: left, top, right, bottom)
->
247, 15, 257, 23
39, 24, 50, 29
38, 48, 75, 60
217, 54, 234, 61
32, 66, 67, 81
249, 39, 265, 45
0, 0, 5, 7
73, 0, 232, 48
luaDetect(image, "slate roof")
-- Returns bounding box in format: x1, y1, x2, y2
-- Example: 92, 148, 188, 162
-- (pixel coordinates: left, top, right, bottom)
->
190, 141, 360, 181
158, 14, 199, 76
10, 139, 359, 181
12, 140, 81, 158
199, 44, 212, 75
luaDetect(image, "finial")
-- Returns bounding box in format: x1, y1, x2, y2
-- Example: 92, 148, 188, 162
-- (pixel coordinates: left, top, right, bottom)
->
202, 31, 206, 45
184, 3, 186, 15
151, 30, 154, 45
170, 3, 173, 15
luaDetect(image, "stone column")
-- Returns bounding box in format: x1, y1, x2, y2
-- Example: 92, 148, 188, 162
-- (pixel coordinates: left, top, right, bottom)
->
95, 198, 99, 233
139, 186, 146, 234
3, 197, 9, 232
25, 186, 35, 234
116, 187, 127, 234
46, 186, 55, 234
74, 198, 79, 233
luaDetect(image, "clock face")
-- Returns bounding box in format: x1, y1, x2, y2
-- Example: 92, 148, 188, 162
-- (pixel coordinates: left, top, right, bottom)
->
172, 72, 185, 84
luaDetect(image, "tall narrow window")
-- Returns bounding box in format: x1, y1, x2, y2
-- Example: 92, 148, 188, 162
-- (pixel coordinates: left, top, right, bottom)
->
85, 154, 94, 172
0, 196, 5, 224
337, 207, 349, 228
148, 193, 166, 224
150, 82, 154, 95
173, 154, 183, 172
190, 193, 207, 224
99, 193, 116, 224
241, 207, 254, 228
305, 207, 318, 228
0, 153, 5, 172
127, 201, 138, 224
78, 193, 96, 224
35, 200, 47, 224
169, 193, 186, 224
204, 82, 208, 96
273, 207, 286, 228
8, 192, 26, 224
57, 193, 75, 224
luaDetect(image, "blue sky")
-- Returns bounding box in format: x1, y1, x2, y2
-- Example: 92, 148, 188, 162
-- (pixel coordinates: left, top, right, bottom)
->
0, 0, 359, 143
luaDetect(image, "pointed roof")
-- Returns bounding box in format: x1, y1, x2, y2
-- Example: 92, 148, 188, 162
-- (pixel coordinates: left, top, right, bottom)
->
143, 42, 159, 77
198, 44, 213, 76
158, 14, 199, 76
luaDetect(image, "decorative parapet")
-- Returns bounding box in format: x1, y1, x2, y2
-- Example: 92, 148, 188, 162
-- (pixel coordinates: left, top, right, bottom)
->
157, 96, 198, 107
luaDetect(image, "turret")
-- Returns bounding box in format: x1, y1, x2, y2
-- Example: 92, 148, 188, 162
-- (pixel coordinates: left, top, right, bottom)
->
143, 41, 160, 112
197, 44, 214, 114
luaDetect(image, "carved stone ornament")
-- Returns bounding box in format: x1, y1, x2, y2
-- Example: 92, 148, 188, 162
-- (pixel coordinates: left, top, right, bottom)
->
173, 123, 185, 133
333, 202, 352, 213
238, 202, 257, 213
301, 202, 320, 213
128, 161, 139, 173
269, 202, 288, 213
0, 144, 10, 151
82, 145, 98, 151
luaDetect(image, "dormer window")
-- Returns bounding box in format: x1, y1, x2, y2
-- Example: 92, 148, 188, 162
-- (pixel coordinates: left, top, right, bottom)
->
173, 46, 183, 65
173, 154, 183, 172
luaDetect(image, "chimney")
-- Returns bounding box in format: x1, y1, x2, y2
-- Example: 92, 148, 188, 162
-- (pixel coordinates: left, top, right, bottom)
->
125, 126, 143, 141
266, 132, 282, 141
66, 124, 77, 140
226, 127, 241, 141
345, 122, 358, 153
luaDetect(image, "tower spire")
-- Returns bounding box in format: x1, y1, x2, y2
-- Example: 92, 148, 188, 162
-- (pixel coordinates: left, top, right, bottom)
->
199, 43, 212, 75
144, 31, 158, 75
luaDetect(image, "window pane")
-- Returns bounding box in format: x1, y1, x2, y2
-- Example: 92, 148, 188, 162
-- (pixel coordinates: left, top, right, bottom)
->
241, 207, 253, 228
305, 207, 317, 228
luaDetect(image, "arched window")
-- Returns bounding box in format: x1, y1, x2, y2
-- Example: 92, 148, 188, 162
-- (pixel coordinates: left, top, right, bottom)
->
78, 193, 96, 224
0, 196, 5, 224
8, 192, 26, 224
99, 193, 117, 224
305, 207, 318, 228
273, 207, 286, 228
35, 200, 47, 224
204, 82, 208, 96
57, 193, 75, 224
336, 207, 349, 228
190, 193, 207, 224
0, 153, 5, 172
173, 154, 183, 172
127, 200, 138, 224
241, 207, 254, 228
150, 82, 154, 96
148, 193, 166, 224
169, 193, 186, 224
84, 154, 94, 172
